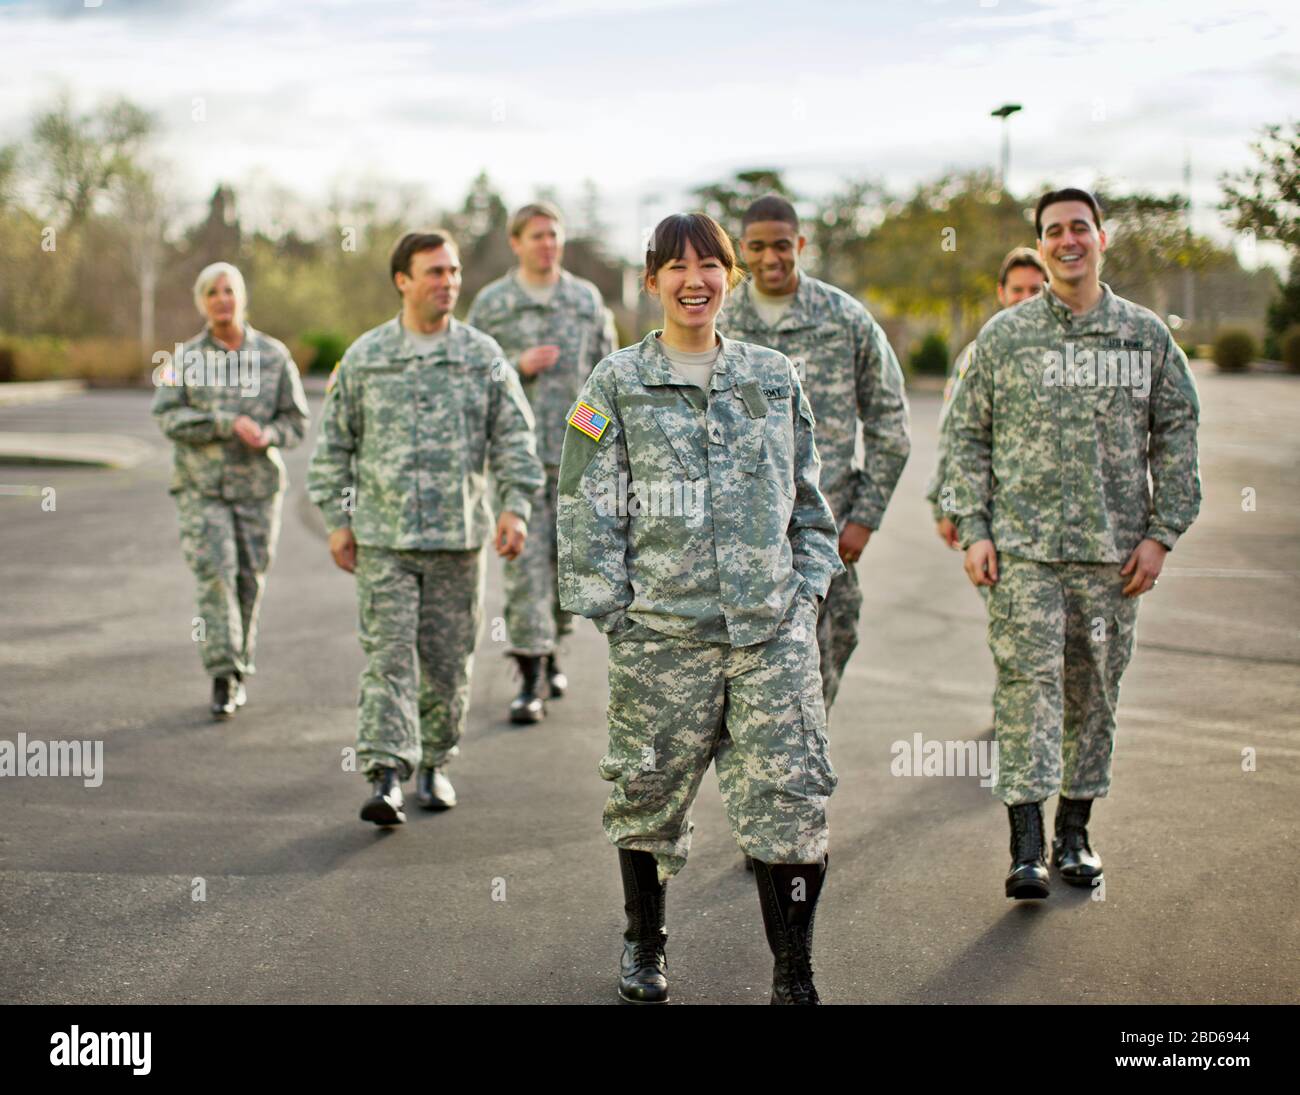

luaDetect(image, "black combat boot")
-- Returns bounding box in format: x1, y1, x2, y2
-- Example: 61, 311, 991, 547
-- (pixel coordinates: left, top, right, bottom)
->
509, 655, 545, 724
359, 768, 405, 826
210, 676, 238, 720
1005, 801, 1050, 899
752, 857, 826, 1005
1053, 796, 1103, 885
617, 849, 668, 1004
545, 654, 567, 699
415, 766, 457, 811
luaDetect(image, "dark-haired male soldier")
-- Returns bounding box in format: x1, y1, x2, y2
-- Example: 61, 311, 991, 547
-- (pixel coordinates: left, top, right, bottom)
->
718, 194, 910, 715
946, 189, 1201, 898
308, 231, 544, 825
468, 202, 616, 723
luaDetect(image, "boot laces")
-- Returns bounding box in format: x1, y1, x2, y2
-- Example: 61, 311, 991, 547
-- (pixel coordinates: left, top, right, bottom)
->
632, 938, 665, 970
1059, 825, 1091, 853
1013, 807, 1044, 860
629, 894, 665, 970
783, 926, 817, 1002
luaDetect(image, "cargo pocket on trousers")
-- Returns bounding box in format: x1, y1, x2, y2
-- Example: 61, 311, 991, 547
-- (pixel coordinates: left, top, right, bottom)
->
799, 689, 836, 796
599, 714, 671, 807
1107, 597, 1139, 678
985, 580, 1012, 650
987, 580, 1012, 620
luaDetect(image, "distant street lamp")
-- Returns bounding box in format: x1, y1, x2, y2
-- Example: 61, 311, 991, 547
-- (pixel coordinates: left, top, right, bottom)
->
991, 103, 1022, 190
633, 193, 659, 330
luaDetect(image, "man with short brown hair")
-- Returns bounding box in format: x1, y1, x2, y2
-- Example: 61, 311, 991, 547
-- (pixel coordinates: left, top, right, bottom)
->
308, 231, 544, 824
946, 189, 1201, 898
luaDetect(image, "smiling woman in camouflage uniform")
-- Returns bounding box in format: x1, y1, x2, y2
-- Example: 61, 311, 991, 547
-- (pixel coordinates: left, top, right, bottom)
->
558, 213, 843, 1005
151, 262, 309, 720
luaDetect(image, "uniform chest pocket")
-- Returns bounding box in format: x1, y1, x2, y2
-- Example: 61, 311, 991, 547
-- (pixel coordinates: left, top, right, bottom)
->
748, 408, 796, 499
1092, 383, 1150, 463
360, 367, 414, 433
444, 366, 487, 434
234, 362, 279, 418
647, 406, 707, 481
1017, 355, 1058, 408
1093, 381, 1146, 421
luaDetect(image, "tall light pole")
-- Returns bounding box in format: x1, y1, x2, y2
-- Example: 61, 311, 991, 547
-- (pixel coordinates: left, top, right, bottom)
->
1182, 149, 1195, 324
991, 103, 1022, 190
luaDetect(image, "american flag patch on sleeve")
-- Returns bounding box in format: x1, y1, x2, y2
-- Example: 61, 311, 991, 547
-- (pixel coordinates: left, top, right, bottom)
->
567, 401, 610, 441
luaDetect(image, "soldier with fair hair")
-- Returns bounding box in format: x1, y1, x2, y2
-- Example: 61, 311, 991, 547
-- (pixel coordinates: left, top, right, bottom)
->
151, 261, 309, 718
468, 202, 616, 724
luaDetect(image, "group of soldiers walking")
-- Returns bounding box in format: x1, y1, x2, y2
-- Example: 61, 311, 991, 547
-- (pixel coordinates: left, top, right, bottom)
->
151, 186, 1201, 1005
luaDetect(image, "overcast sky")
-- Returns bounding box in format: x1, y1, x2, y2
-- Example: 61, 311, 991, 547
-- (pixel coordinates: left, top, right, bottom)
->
1, 0, 1295, 265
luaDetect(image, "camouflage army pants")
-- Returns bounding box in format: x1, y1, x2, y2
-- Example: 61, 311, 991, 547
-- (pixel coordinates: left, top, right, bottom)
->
987, 554, 1139, 805
601, 594, 835, 881
815, 560, 863, 712
175, 490, 283, 679
355, 545, 486, 779
502, 465, 572, 657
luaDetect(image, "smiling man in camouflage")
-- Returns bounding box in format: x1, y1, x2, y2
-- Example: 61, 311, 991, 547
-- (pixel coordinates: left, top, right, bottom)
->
468, 202, 617, 724
946, 188, 1201, 899
718, 194, 910, 715
308, 231, 544, 825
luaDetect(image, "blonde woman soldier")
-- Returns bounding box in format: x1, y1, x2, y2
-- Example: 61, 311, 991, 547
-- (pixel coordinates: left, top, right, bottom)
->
151, 262, 309, 719
558, 213, 843, 1004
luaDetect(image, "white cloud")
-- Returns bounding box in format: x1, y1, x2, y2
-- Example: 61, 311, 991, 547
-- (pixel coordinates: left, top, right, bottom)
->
0, 0, 1293, 266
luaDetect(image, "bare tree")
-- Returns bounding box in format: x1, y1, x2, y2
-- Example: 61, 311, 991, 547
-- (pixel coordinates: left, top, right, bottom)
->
29, 93, 155, 227
116, 164, 172, 357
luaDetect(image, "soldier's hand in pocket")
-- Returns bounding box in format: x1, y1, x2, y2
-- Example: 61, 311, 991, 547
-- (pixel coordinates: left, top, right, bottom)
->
329, 527, 357, 573
964, 539, 999, 587
495, 512, 527, 560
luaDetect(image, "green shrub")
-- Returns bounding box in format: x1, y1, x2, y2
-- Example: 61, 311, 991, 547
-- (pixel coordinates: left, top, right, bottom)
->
1177, 342, 1197, 360
0, 335, 71, 380
1212, 329, 1256, 373
299, 329, 348, 375
908, 331, 950, 376
1280, 325, 1300, 374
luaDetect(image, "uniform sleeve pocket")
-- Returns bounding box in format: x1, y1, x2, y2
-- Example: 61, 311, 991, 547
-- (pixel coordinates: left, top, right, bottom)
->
756, 413, 796, 498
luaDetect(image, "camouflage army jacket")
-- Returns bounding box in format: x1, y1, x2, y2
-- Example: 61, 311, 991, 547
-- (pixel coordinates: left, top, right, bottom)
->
467, 268, 616, 467
150, 325, 309, 501
557, 331, 843, 648
924, 340, 975, 522
306, 314, 545, 551
717, 273, 910, 530
947, 284, 1201, 561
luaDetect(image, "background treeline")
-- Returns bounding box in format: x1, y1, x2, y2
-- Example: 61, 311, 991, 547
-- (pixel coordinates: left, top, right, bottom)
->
1, 95, 1296, 382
